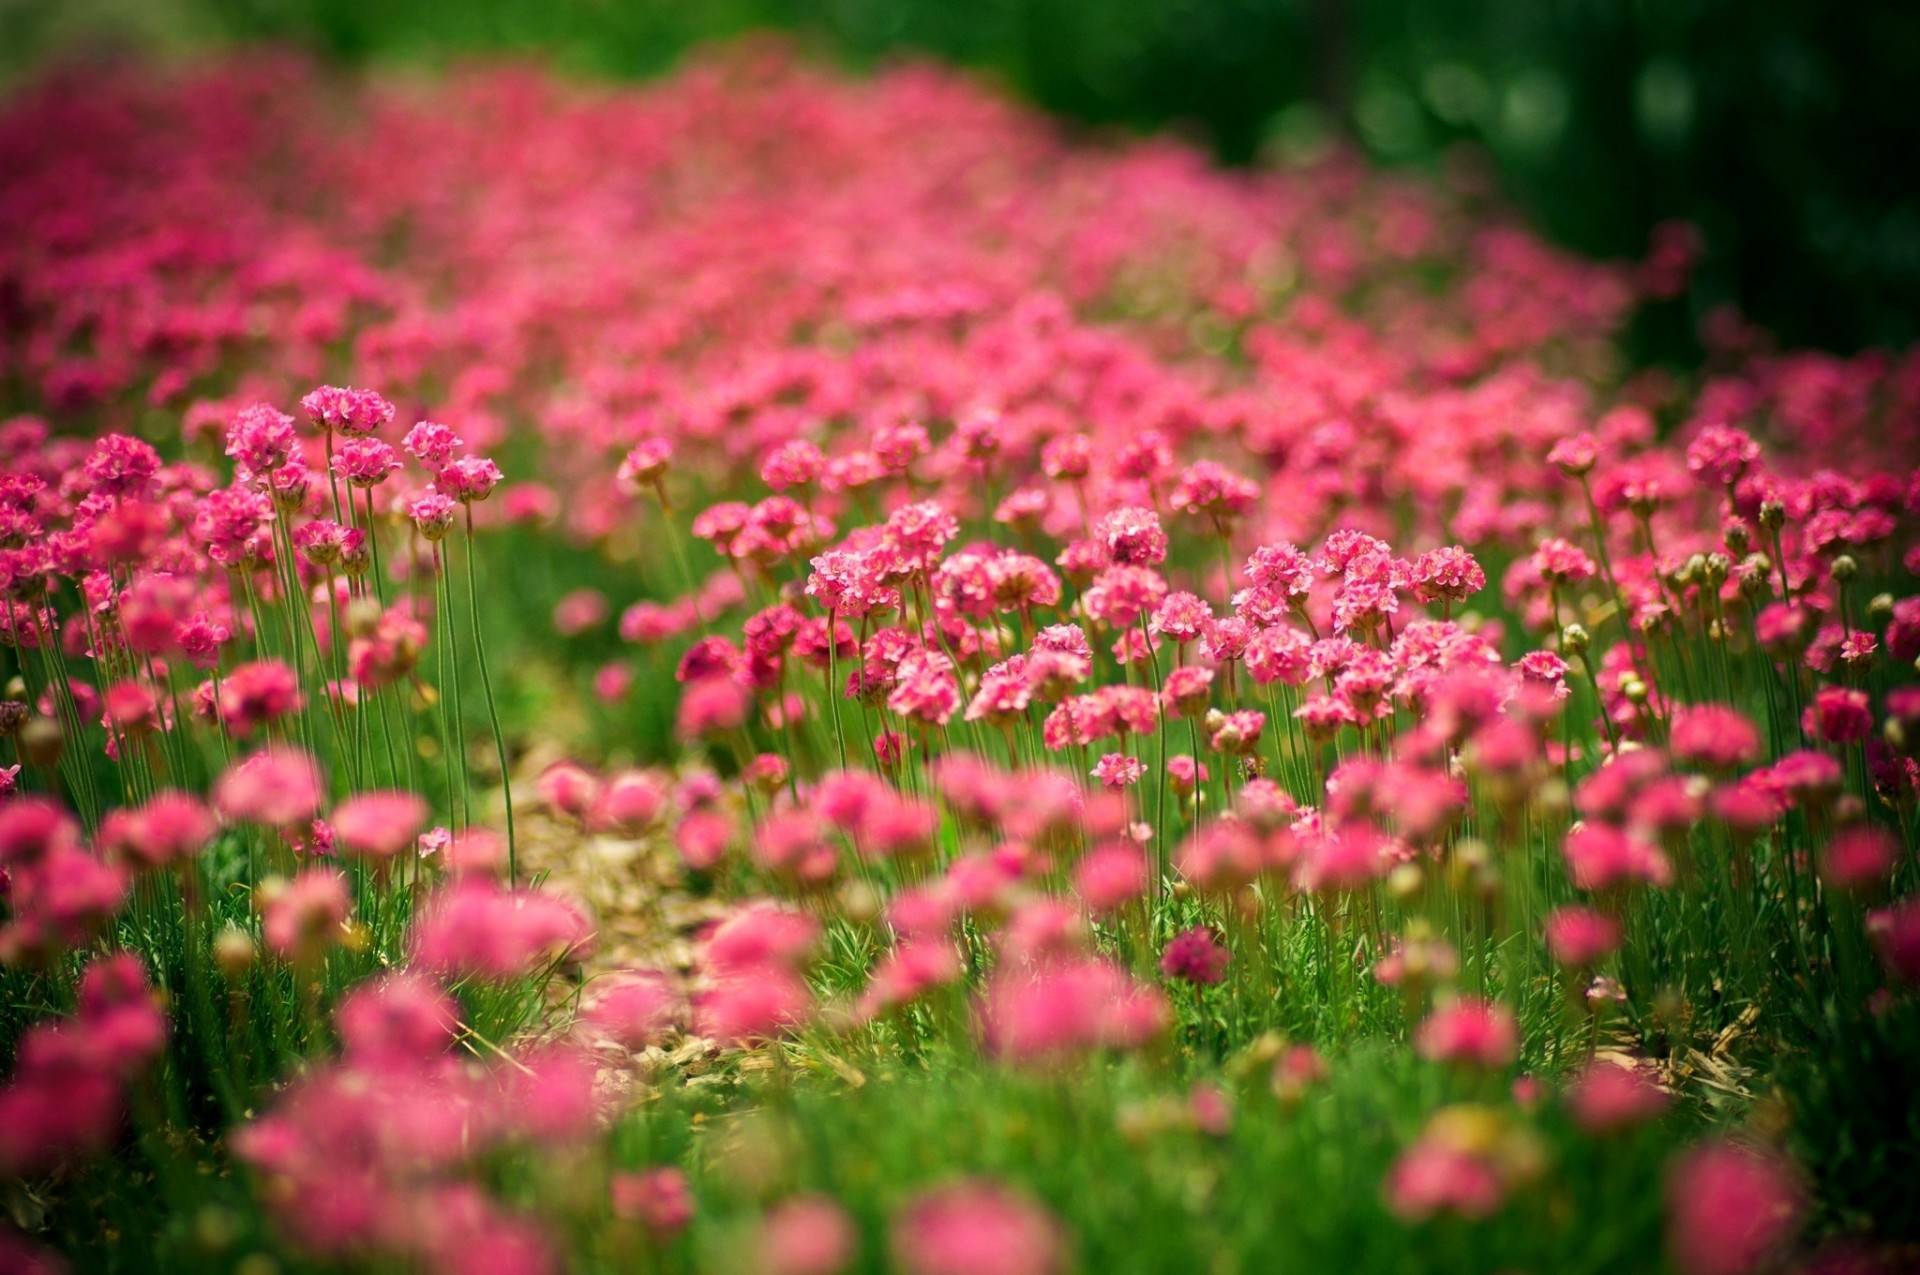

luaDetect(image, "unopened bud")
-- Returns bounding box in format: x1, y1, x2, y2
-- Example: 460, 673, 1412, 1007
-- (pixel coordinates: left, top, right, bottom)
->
1758, 499, 1785, 530
19, 716, 62, 769
1388, 863, 1424, 901
1830, 554, 1858, 583
214, 926, 255, 980
1561, 623, 1590, 655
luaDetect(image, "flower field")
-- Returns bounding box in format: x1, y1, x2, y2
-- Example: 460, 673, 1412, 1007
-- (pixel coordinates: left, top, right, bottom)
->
1, 42, 1918, 1275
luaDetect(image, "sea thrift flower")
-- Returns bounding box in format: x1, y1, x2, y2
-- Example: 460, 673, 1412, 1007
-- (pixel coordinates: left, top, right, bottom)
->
1074, 842, 1149, 913
216, 660, 304, 737
1866, 898, 1920, 983
1803, 687, 1872, 744
259, 870, 351, 966
331, 791, 430, 860
1666, 1142, 1805, 1275
333, 973, 460, 1063
1095, 506, 1167, 567
1567, 1060, 1670, 1133
333, 437, 401, 487
980, 958, 1169, 1064
1415, 998, 1519, 1068
411, 879, 591, 980
1092, 753, 1144, 790
1669, 704, 1764, 769
438, 456, 502, 503
226, 403, 298, 474
403, 421, 463, 469
1544, 906, 1622, 966
1159, 927, 1230, 986
891, 1181, 1065, 1275
214, 748, 324, 828
755, 1195, 858, 1275
409, 490, 458, 540
612, 1167, 694, 1236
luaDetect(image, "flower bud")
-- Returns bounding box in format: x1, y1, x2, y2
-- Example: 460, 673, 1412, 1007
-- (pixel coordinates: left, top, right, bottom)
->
19, 715, 62, 769
214, 925, 255, 980
1830, 554, 1858, 583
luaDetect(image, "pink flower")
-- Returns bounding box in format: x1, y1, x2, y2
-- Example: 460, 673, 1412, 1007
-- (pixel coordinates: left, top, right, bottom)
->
1803, 686, 1872, 744
1669, 704, 1763, 768
580, 972, 679, 1048
403, 421, 463, 469
1073, 841, 1149, 913
551, 588, 608, 636
332, 437, 401, 487
1415, 998, 1519, 1068
1866, 897, 1920, 984
1665, 1142, 1805, 1275
891, 1181, 1065, 1275
260, 869, 350, 965
694, 972, 812, 1045
1543, 905, 1622, 966
1159, 927, 1230, 986
1091, 753, 1143, 790
95, 791, 215, 870
1567, 1060, 1670, 1134
612, 1167, 694, 1236
756, 1195, 858, 1275
588, 769, 668, 834
216, 660, 304, 737
410, 879, 591, 980
1563, 821, 1672, 891
408, 490, 458, 540
1385, 1140, 1506, 1221
214, 747, 324, 828
437, 456, 502, 503
616, 437, 672, 490
334, 973, 460, 1064
225, 403, 298, 474
330, 791, 430, 860
979, 957, 1168, 1064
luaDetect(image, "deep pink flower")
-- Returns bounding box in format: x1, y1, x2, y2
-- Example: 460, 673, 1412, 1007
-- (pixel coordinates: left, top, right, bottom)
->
1666, 1142, 1805, 1275
756, 1194, 858, 1275
214, 747, 324, 828
1567, 1060, 1670, 1134
1415, 998, 1519, 1068
1159, 927, 1230, 986
330, 791, 430, 860
891, 1181, 1065, 1275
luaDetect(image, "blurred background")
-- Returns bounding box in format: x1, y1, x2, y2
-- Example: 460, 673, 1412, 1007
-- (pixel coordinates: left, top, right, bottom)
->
7, 0, 1917, 358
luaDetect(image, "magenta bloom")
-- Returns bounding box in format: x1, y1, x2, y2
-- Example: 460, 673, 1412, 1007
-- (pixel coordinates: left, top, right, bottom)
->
1666, 1142, 1805, 1275
1803, 686, 1872, 744
612, 1166, 694, 1236
1385, 1140, 1506, 1221
1159, 927, 1231, 986
331, 790, 430, 860
891, 1181, 1065, 1275
214, 747, 325, 828
1543, 905, 1622, 966
1415, 998, 1519, 1068
756, 1194, 858, 1275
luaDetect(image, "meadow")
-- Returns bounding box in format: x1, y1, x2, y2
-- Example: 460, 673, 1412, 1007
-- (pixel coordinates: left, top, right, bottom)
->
0, 42, 1916, 1274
